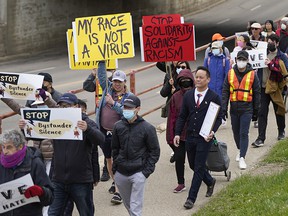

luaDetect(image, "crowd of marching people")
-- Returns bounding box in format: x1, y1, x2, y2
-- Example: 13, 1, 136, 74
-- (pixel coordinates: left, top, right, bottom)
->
1, 15, 288, 216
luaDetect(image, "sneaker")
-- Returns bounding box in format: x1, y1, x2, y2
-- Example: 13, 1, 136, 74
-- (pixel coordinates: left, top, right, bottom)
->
108, 182, 115, 194
239, 157, 247, 170
206, 178, 216, 197
173, 184, 186, 193
170, 153, 175, 163
100, 170, 110, 182
251, 139, 264, 147
111, 192, 122, 204
277, 131, 285, 140
183, 199, 194, 209
236, 151, 240, 162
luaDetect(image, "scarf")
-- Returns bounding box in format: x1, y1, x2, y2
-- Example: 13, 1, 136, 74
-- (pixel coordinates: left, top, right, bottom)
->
0, 145, 27, 168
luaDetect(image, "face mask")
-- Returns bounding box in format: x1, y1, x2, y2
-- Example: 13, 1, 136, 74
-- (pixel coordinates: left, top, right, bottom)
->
281, 23, 287, 30
42, 85, 48, 91
237, 41, 244, 47
267, 43, 276, 52
237, 60, 247, 69
218, 40, 224, 46
123, 109, 135, 121
212, 48, 220, 56
176, 68, 182, 74
180, 80, 193, 88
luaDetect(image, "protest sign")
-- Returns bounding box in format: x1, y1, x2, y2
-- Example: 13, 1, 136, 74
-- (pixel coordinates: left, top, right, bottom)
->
230, 49, 267, 69
235, 31, 249, 38
0, 174, 39, 213
140, 23, 196, 62
0, 72, 43, 100
250, 40, 267, 50
142, 14, 182, 25
66, 29, 118, 69
20, 108, 82, 140
74, 13, 134, 62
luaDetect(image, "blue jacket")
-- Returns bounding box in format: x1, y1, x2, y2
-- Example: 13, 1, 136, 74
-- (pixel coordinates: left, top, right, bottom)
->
204, 53, 230, 98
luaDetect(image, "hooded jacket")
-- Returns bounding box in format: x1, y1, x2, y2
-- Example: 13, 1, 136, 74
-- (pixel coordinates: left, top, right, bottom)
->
222, 63, 261, 114
0, 147, 53, 216
112, 116, 160, 178
166, 69, 194, 144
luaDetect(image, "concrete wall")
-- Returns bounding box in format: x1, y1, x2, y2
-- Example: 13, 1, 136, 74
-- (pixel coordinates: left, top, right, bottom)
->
0, 0, 223, 57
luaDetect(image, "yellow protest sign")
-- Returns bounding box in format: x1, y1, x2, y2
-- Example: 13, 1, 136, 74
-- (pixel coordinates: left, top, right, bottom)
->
66, 29, 118, 70
74, 13, 134, 62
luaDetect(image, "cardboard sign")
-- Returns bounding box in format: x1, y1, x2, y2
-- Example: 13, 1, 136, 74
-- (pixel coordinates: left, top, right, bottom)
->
20, 108, 83, 140
140, 23, 196, 62
0, 174, 39, 213
0, 72, 43, 100
66, 29, 118, 70
74, 13, 134, 62
142, 14, 182, 25
230, 49, 267, 69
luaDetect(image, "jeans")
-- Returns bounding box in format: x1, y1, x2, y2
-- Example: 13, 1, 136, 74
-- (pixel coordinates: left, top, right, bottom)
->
230, 112, 252, 158
186, 137, 214, 203
48, 182, 93, 216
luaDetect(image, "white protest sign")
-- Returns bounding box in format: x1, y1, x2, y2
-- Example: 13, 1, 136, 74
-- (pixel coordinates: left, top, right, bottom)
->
235, 31, 249, 38
0, 72, 43, 100
0, 174, 39, 213
20, 108, 83, 140
250, 40, 267, 50
230, 49, 267, 69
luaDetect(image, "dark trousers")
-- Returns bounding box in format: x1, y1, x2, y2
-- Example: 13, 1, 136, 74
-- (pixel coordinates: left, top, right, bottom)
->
169, 140, 186, 185
230, 112, 252, 158
258, 88, 285, 141
186, 137, 214, 203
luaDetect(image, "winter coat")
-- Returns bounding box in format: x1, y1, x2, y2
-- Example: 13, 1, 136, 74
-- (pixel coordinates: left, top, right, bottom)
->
112, 116, 160, 178
0, 147, 53, 216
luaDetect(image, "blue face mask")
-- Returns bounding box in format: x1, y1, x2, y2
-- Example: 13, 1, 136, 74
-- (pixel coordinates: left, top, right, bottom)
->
212, 48, 220, 56
123, 109, 135, 121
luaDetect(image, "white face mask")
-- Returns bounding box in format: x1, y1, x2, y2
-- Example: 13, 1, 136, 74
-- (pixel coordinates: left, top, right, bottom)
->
237, 60, 247, 69
212, 48, 220, 56
176, 68, 182, 74
281, 23, 287, 30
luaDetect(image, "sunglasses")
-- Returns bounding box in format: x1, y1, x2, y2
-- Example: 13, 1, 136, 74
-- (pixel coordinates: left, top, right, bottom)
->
251, 28, 260, 30
176, 65, 186, 69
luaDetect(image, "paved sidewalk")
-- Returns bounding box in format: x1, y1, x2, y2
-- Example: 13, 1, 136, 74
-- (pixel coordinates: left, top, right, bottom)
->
73, 110, 282, 216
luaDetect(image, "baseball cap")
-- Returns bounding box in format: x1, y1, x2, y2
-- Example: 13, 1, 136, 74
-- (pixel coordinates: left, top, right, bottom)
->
251, 23, 262, 29
112, 70, 126, 82
212, 33, 225, 41
38, 72, 53, 83
237, 50, 249, 60
57, 93, 78, 105
123, 95, 141, 108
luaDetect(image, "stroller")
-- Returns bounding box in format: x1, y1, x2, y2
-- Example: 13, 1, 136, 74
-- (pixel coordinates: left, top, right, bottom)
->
206, 138, 231, 181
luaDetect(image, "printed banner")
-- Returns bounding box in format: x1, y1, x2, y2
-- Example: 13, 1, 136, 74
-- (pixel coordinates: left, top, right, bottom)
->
0, 174, 39, 213
231, 49, 267, 69
0, 72, 43, 100
142, 14, 182, 25
74, 13, 134, 62
140, 23, 196, 62
20, 108, 83, 140
66, 29, 118, 69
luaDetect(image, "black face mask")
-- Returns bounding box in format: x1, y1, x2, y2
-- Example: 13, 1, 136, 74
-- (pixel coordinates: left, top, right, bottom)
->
267, 43, 276, 52
42, 85, 48, 91
180, 80, 193, 88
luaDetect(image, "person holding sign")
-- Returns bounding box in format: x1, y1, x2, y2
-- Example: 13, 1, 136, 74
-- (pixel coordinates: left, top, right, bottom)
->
0, 129, 53, 216
252, 34, 288, 147
174, 66, 222, 209
222, 50, 261, 169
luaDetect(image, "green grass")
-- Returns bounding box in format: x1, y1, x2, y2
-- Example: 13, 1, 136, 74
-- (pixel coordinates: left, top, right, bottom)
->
194, 139, 288, 216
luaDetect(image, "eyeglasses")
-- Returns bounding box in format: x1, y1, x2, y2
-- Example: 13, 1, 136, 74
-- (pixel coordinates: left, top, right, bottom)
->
251, 28, 260, 30
176, 65, 186, 69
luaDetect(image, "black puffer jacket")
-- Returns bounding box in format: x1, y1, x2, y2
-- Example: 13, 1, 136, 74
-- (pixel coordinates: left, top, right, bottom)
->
0, 147, 53, 216
52, 113, 104, 184
112, 116, 160, 178
222, 64, 261, 114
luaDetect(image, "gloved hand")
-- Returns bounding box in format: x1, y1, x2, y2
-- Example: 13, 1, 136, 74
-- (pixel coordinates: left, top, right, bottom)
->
252, 110, 258, 122
36, 88, 47, 101
222, 111, 228, 121
24, 185, 44, 198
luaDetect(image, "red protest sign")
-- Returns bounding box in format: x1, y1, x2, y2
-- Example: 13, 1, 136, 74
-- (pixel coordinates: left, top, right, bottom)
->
140, 23, 196, 62
142, 14, 182, 25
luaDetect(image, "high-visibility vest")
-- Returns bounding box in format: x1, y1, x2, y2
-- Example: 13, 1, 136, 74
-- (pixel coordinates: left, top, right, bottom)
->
228, 69, 255, 102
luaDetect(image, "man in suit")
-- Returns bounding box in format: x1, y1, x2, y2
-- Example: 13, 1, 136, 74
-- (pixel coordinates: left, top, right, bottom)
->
174, 66, 222, 210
